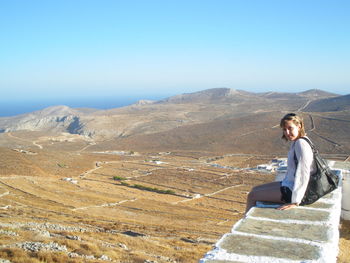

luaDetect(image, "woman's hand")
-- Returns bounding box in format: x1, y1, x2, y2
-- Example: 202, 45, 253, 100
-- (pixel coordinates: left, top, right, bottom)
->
277, 203, 298, 210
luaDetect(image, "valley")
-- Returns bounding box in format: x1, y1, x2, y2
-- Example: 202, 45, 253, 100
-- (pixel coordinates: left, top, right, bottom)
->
0, 132, 276, 262
0, 88, 349, 262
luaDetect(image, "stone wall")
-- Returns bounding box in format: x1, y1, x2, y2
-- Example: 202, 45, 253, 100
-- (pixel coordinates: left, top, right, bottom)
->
200, 167, 346, 263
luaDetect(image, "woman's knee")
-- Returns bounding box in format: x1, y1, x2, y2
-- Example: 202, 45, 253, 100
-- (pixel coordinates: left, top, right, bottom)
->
247, 189, 257, 201
250, 185, 260, 192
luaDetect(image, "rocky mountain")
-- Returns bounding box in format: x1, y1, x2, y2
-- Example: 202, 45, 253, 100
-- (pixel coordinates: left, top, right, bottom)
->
0, 88, 348, 150
0, 106, 78, 133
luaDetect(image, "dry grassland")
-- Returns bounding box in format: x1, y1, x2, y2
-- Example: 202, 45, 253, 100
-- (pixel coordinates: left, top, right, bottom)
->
0, 132, 349, 263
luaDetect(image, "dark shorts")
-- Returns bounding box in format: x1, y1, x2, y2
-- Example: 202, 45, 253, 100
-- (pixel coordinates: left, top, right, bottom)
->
280, 183, 292, 203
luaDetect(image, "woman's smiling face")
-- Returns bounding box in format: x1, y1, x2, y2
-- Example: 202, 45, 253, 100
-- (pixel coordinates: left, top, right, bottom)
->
282, 120, 301, 141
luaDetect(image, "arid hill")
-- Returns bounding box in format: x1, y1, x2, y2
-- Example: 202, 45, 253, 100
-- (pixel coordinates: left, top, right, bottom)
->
0, 88, 349, 263
92, 111, 350, 155
0, 88, 348, 155
304, 94, 350, 112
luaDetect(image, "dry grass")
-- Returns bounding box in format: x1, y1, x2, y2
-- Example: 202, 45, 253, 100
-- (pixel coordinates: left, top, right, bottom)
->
0, 248, 40, 263
0, 248, 83, 263
338, 220, 350, 263
0, 144, 257, 262
0, 131, 347, 263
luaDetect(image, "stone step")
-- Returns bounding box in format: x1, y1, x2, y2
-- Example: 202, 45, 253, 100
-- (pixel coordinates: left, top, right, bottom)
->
200, 187, 342, 263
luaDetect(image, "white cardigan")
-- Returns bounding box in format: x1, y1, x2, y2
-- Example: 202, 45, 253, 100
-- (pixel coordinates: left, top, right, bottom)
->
281, 137, 316, 204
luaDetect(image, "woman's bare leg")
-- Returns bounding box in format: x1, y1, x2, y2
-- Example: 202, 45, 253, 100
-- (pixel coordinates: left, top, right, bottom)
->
245, 181, 283, 214
250, 181, 281, 192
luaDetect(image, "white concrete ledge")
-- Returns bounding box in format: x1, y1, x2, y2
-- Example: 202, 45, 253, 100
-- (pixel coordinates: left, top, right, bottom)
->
200, 184, 342, 263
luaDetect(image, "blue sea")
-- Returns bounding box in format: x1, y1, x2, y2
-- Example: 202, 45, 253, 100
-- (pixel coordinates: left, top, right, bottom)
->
0, 95, 166, 117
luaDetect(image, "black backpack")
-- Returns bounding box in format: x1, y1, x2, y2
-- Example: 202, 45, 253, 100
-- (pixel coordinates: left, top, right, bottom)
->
296, 137, 340, 205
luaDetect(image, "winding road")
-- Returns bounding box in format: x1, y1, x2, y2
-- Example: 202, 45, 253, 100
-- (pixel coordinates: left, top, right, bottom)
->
7, 133, 43, 149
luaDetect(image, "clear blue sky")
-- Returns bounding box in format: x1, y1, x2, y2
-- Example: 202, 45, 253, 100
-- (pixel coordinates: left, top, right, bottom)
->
0, 0, 349, 106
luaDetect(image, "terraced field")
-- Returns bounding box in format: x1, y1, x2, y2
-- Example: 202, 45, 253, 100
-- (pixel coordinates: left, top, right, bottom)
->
1, 131, 348, 263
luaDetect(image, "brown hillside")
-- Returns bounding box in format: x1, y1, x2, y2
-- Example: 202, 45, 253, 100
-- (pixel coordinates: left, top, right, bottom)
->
304, 94, 350, 112
90, 111, 350, 156
0, 88, 349, 262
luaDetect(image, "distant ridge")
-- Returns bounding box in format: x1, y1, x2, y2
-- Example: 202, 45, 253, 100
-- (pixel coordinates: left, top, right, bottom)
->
158, 88, 259, 104
298, 89, 338, 98
259, 89, 338, 100
304, 94, 350, 112
0, 88, 347, 147
33, 105, 80, 117
259, 91, 301, 99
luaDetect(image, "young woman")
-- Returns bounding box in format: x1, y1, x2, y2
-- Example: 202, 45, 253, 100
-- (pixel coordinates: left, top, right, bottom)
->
245, 113, 316, 213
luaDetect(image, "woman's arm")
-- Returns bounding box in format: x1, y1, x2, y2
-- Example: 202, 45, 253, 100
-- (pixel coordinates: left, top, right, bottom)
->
277, 203, 298, 210
291, 138, 314, 204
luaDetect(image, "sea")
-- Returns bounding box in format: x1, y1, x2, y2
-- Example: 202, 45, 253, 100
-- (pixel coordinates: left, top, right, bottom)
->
0, 95, 166, 118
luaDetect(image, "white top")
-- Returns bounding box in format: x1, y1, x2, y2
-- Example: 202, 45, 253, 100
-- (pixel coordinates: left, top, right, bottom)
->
281, 137, 316, 204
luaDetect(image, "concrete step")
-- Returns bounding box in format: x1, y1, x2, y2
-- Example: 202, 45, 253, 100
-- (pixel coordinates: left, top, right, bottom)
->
200, 187, 342, 263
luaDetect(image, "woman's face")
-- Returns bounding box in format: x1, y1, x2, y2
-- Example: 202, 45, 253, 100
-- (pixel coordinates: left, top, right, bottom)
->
283, 120, 301, 141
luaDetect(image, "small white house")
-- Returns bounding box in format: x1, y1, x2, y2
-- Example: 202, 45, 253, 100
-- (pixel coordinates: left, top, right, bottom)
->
257, 164, 273, 171
275, 166, 288, 181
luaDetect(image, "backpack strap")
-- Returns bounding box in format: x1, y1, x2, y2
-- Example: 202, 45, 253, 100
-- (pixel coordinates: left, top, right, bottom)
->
299, 137, 332, 173
293, 137, 315, 169
297, 137, 317, 154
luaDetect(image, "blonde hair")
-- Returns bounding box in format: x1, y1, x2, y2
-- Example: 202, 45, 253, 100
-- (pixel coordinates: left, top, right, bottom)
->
280, 113, 306, 141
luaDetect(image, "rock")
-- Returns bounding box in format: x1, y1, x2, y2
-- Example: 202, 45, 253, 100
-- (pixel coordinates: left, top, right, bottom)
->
84, 255, 96, 260
39, 222, 88, 232
122, 230, 145, 237
118, 243, 128, 250
62, 177, 78, 184
68, 252, 80, 258
99, 254, 111, 261
0, 229, 18, 236
16, 242, 67, 252
180, 237, 197, 243
36, 230, 51, 238
66, 235, 81, 241
156, 255, 176, 262
21, 222, 88, 233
